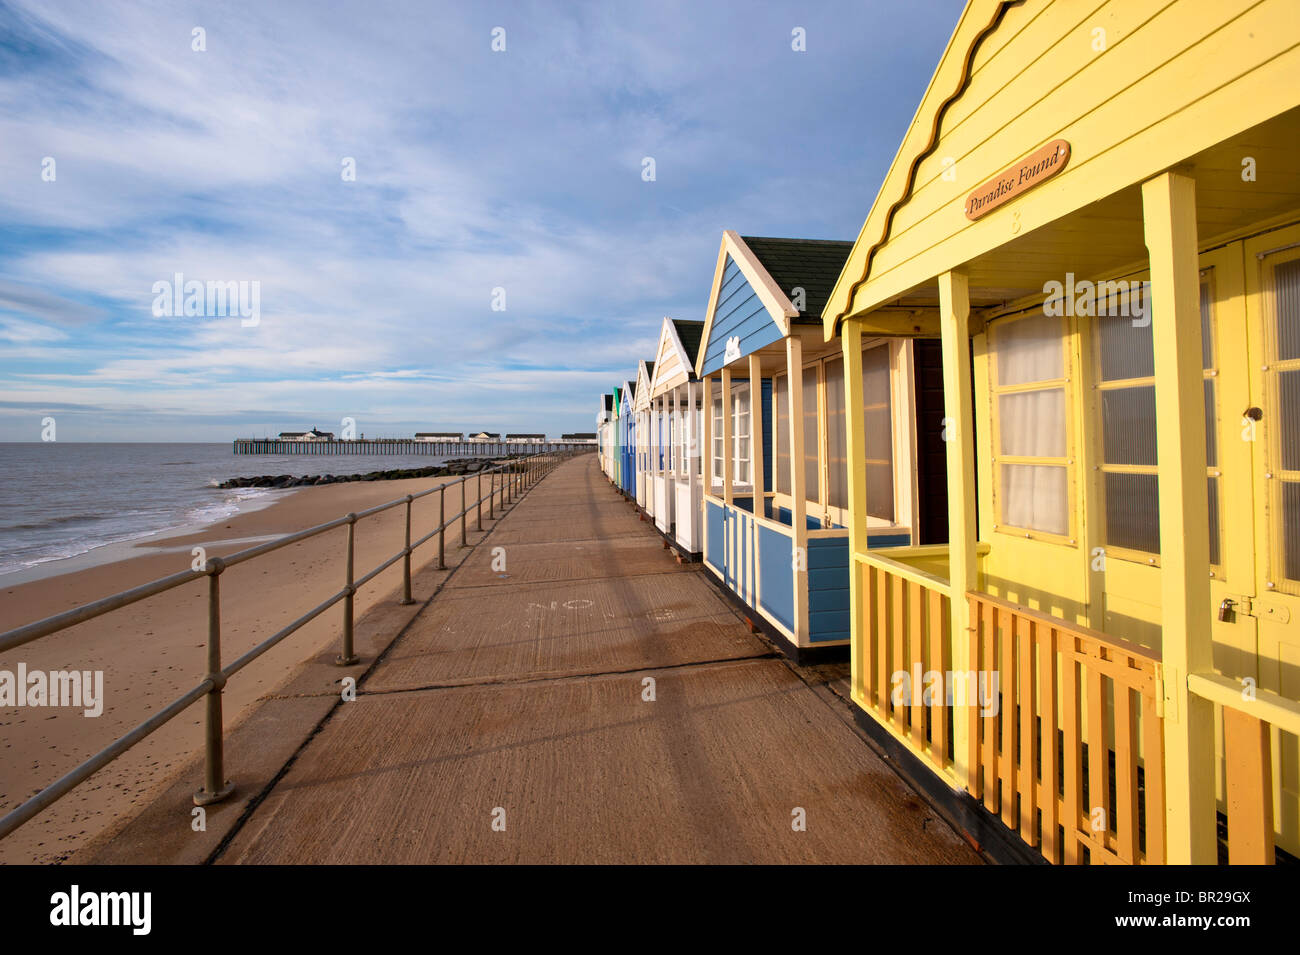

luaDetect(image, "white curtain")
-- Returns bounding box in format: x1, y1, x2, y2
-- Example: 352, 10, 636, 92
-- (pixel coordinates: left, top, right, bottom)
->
803, 369, 820, 503
995, 314, 1068, 534
862, 345, 894, 521
774, 374, 790, 495
825, 357, 847, 509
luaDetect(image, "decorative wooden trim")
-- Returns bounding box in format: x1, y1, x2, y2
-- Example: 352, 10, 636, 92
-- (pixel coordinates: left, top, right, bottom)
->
826, 0, 1025, 338
649, 315, 698, 398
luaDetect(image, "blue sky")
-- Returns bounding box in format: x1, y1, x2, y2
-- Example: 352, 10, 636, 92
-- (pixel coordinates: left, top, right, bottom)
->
0, 0, 965, 441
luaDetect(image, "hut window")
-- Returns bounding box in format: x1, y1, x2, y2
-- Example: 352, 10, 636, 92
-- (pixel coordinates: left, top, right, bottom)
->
1265, 257, 1300, 585
733, 384, 752, 486
1092, 279, 1220, 564
992, 312, 1070, 536
774, 374, 790, 495
863, 344, 895, 522
711, 393, 724, 486
803, 365, 821, 503
825, 357, 848, 509
666, 408, 673, 473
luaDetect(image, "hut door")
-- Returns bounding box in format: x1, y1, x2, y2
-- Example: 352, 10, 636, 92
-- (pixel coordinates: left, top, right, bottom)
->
1196, 247, 1259, 688
1240, 226, 1300, 855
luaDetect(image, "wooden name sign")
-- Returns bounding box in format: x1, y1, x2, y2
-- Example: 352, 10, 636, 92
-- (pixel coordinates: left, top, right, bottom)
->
965, 139, 1071, 220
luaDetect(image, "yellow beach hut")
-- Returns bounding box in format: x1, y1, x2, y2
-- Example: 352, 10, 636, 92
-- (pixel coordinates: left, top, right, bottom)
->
699, 231, 947, 661
823, 0, 1300, 865
646, 317, 707, 554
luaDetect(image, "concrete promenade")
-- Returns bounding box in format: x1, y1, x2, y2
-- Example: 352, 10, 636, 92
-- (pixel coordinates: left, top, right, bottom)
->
92, 454, 980, 864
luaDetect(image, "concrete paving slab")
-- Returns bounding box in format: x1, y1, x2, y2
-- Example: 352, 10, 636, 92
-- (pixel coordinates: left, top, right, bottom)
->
365, 571, 767, 691
218, 658, 978, 864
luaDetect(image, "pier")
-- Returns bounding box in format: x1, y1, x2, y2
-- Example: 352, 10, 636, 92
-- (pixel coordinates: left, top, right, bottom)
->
233, 438, 596, 456
81, 453, 977, 864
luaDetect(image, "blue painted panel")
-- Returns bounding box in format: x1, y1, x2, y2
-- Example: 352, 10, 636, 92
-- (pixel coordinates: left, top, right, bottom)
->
732, 496, 754, 513
705, 500, 725, 572
808, 616, 850, 644
867, 532, 912, 549
806, 536, 850, 643
701, 256, 784, 375
758, 523, 794, 631
771, 507, 824, 531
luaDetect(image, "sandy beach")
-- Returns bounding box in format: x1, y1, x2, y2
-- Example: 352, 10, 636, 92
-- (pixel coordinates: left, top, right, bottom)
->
0, 471, 494, 864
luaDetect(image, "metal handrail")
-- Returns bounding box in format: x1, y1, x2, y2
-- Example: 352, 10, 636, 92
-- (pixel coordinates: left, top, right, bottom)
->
0, 448, 580, 840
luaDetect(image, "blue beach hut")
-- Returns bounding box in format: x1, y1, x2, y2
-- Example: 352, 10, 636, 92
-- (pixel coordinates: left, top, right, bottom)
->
618, 379, 637, 497
696, 231, 945, 659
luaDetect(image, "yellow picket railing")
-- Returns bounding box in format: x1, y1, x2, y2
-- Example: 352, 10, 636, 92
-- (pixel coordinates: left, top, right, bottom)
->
967, 593, 1166, 864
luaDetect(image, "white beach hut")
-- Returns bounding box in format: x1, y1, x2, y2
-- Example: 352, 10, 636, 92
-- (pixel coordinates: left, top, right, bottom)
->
646, 317, 706, 555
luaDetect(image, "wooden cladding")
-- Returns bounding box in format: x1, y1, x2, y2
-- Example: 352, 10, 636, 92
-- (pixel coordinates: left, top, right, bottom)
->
964, 139, 1071, 220
967, 592, 1166, 864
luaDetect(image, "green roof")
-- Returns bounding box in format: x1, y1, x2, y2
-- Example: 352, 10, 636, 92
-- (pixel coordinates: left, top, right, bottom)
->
671, 319, 705, 368
739, 236, 853, 323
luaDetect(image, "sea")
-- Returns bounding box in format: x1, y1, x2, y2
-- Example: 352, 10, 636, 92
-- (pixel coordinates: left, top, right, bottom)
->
0, 443, 456, 580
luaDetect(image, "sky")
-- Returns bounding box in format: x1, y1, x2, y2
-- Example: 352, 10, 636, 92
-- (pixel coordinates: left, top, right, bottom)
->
0, 0, 966, 442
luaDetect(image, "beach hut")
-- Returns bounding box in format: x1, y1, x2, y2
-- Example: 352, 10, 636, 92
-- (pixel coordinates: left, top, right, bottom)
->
617, 380, 637, 497
633, 359, 656, 510
598, 393, 615, 479
697, 232, 942, 660
646, 317, 706, 553
610, 384, 623, 489
821, 0, 1300, 865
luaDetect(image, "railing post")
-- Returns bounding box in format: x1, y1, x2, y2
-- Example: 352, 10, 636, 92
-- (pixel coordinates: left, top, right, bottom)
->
477, 472, 483, 531
438, 485, 446, 569
195, 558, 233, 806
460, 478, 467, 547
400, 495, 414, 605
488, 470, 495, 520
335, 514, 360, 666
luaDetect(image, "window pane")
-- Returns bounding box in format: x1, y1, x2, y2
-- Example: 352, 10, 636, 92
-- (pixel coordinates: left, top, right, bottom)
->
1283, 480, 1300, 582
803, 370, 820, 503
999, 389, 1066, 457
1200, 281, 1215, 370
995, 313, 1063, 385
863, 345, 894, 522
774, 375, 789, 494
711, 395, 723, 482
1275, 259, 1300, 362
1104, 471, 1159, 554
1207, 475, 1221, 567
1204, 378, 1217, 468
1101, 386, 1157, 466
1097, 311, 1155, 382
1280, 369, 1300, 472
734, 387, 750, 485
1000, 463, 1068, 535
825, 357, 847, 509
